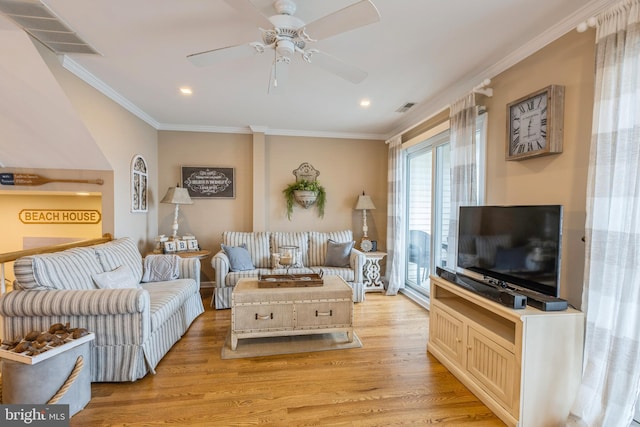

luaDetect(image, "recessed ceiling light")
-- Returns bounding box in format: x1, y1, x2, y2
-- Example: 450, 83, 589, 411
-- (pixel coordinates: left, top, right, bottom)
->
180, 87, 193, 95
360, 99, 371, 107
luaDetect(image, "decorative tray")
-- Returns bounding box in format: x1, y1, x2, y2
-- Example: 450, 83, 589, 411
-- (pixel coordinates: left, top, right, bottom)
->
257, 272, 324, 288
0, 332, 95, 365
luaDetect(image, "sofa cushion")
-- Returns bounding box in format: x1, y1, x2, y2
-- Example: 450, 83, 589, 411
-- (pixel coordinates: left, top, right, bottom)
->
141, 279, 199, 332
222, 231, 271, 268
270, 232, 309, 267
221, 244, 255, 271
325, 239, 355, 267
93, 237, 144, 283
92, 265, 140, 289
13, 246, 104, 290
308, 230, 354, 266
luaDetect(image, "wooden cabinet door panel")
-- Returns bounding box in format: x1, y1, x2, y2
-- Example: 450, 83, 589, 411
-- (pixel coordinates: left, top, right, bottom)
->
466, 326, 517, 413
430, 305, 464, 365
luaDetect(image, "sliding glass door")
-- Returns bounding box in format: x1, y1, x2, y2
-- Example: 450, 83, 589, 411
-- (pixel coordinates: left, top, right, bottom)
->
403, 112, 485, 298
405, 131, 450, 295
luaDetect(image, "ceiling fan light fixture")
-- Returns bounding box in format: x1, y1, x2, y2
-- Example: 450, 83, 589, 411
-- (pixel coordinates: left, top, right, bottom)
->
276, 39, 295, 56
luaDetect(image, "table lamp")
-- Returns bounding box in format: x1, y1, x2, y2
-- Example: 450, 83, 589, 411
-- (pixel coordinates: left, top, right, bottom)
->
355, 192, 376, 251
161, 186, 193, 240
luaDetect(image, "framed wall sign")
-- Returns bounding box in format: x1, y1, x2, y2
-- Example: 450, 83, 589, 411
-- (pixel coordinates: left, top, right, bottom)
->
506, 85, 564, 161
181, 166, 235, 199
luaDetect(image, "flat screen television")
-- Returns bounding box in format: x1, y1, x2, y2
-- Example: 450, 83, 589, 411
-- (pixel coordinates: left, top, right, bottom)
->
456, 205, 563, 297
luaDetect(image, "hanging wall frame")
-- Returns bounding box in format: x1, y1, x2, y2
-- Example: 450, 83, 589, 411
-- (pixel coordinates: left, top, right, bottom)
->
131, 154, 148, 212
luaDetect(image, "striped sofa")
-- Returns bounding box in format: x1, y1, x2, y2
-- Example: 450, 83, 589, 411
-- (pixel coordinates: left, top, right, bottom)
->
0, 237, 205, 382
211, 230, 366, 309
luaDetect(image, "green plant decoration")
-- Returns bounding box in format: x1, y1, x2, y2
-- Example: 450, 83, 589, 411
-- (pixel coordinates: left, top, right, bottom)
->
283, 179, 326, 220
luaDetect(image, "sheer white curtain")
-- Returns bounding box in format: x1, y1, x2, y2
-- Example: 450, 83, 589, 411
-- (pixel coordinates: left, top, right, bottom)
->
568, 1, 640, 425
385, 135, 406, 295
446, 93, 477, 270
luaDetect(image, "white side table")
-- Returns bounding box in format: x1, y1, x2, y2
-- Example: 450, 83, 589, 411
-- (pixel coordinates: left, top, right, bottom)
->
363, 251, 386, 292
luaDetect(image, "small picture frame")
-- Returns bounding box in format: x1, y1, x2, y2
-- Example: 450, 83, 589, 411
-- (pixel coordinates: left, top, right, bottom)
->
187, 239, 199, 251
176, 240, 188, 252
163, 241, 177, 253
371, 240, 378, 252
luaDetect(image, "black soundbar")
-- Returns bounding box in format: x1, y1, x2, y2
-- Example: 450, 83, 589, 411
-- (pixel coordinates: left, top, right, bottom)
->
509, 288, 568, 311
436, 267, 527, 309
482, 276, 569, 311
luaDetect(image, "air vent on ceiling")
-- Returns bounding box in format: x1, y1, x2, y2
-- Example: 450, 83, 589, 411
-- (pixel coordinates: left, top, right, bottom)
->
0, 0, 99, 55
395, 102, 416, 113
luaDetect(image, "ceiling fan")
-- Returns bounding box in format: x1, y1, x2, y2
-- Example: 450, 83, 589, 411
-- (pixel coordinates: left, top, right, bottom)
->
187, 0, 380, 91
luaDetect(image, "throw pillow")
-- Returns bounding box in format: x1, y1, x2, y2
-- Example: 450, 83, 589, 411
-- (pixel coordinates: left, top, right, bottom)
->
222, 244, 255, 271
141, 254, 180, 282
324, 239, 355, 267
92, 265, 140, 289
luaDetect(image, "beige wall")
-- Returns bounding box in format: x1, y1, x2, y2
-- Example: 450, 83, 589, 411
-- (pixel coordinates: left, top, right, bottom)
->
484, 29, 595, 305
34, 41, 160, 252
158, 131, 388, 284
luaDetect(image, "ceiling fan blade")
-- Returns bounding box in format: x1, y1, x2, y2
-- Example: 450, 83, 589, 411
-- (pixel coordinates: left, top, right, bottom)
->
308, 50, 368, 84
268, 58, 290, 94
303, 0, 380, 42
187, 43, 260, 67
223, 0, 273, 30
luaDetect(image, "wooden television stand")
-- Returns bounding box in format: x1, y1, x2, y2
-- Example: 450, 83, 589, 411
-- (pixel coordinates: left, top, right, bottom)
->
428, 275, 584, 427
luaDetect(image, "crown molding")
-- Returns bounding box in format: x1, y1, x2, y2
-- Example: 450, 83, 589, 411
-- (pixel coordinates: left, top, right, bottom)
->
159, 123, 384, 140
386, 0, 619, 140
60, 56, 161, 129
62, 56, 385, 140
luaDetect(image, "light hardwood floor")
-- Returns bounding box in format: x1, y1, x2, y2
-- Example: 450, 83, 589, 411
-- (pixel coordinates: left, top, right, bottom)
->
70, 291, 505, 426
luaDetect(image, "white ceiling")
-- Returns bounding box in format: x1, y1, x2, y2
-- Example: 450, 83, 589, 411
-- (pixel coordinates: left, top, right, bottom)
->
7, 0, 617, 140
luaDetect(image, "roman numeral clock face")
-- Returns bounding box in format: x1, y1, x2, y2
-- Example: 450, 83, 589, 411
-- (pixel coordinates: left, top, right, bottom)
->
510, 93, 547, 156
506, 85, 564, 161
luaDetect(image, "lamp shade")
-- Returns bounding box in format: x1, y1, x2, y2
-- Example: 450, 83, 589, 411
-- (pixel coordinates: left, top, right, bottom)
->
355, 194, 375, 210
161, 187, 193, 205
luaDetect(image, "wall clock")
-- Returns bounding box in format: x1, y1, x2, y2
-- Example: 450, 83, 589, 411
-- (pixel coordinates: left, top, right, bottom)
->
506, 85, 564, 161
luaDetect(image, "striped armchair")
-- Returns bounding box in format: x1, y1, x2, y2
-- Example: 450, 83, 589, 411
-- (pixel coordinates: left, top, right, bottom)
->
0, 237, 204, 382
211, 230, 365, 309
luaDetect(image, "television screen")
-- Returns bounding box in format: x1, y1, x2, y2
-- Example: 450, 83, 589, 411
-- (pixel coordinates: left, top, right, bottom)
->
456, 205, 563, 297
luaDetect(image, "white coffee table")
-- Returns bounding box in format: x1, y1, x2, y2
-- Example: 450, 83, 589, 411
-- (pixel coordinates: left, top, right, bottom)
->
230, 275, 354, 350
